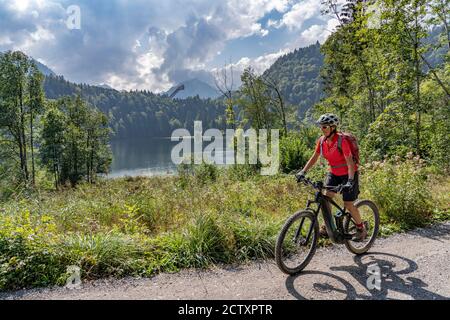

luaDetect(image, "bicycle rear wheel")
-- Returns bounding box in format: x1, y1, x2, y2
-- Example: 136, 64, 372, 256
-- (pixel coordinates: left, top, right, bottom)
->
344, 199, 380, 255
275, 210, 319, 275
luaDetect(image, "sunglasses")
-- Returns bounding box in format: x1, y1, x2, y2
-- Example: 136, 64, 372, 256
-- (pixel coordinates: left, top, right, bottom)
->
320, 125, 330, 130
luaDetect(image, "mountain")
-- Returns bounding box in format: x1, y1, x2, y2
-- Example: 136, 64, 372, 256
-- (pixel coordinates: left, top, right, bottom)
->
43, 75, 225, 139
261, 27, 446, 118
41, 45, 325, 139
262, 41, 324, 117
0, 52, 56, 76
32, 59, 56, 76
166, 78, 221, 99
96, 83, 115, 90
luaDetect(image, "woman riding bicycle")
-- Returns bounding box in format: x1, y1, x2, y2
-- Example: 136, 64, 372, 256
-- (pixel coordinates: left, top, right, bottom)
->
296, 113, 367, 242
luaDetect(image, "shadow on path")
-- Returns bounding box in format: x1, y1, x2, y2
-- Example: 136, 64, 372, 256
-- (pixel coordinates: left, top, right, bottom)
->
286, 252, 449, 300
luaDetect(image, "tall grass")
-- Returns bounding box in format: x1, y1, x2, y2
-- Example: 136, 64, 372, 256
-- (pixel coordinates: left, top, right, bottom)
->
0, 161, 448, 291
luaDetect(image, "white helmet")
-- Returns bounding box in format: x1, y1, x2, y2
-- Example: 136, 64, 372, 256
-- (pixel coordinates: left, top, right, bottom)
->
316, 113, 340, 127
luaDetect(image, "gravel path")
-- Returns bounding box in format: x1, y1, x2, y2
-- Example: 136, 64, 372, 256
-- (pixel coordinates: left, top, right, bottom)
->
2, 222, 450, 300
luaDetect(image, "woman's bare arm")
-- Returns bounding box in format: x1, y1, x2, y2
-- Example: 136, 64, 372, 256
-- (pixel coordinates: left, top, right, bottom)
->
302, 152, 320, 173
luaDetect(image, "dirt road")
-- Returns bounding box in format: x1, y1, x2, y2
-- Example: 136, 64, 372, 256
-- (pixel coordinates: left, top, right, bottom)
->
2, 222, 449, 300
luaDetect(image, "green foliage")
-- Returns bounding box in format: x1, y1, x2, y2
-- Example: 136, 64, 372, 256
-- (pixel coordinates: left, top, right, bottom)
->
0, 51, 46, 185
317, 0, 450, 171
0, 51, 112, 193
226, 164, 259, 181
194, 163, 218, 185
176, 213, 232, 267
0, 167, 448, 291
0, 211, 62, 290
0, 236, 63, 290
239, 67, 276, 131
361, 156, 433, 228
176, 161, 218, 188
263, 42, 324, 117
227, 215, 280, 261
279, 132, 313, 173
60, 232, 145, 279
40, 96, 112, 187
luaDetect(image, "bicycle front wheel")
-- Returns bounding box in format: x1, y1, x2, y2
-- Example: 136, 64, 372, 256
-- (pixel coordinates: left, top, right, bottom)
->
275, 210, 319, 275
344, 199, 380, 255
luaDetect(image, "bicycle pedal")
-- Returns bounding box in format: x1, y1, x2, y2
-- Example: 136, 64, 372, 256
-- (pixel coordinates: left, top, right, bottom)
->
343, 233, 354, 240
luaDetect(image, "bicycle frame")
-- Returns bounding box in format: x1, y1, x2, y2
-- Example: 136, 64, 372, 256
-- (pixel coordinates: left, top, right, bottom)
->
303, 189, 353, 244
276, 177, 379, 275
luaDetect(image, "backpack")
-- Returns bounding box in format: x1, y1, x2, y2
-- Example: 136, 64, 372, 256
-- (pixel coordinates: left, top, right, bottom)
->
320, 132, 360, 169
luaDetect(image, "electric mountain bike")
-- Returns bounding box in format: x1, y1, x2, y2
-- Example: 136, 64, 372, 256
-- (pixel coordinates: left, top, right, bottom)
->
275, 175, 380, 275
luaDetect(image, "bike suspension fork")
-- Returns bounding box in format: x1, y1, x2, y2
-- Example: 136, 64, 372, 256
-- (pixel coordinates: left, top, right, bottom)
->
294, 209, 319, 245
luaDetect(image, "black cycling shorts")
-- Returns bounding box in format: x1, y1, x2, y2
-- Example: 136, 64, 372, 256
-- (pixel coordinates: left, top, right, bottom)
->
325, 171, 360, 202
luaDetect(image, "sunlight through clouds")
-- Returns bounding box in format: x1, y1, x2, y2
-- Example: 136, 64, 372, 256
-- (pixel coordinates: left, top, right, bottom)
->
0, 0, 336, 92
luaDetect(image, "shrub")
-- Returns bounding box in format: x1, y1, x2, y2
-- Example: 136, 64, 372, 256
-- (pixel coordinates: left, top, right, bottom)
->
0, 211, 63, 290
280, 133, 313, 173
177, 162, 218, 187
225, 163, 259, 181
361, 156, 433, 228
0, 237, 65, 290
194, 163, 218, 185
176, 162, 194, 189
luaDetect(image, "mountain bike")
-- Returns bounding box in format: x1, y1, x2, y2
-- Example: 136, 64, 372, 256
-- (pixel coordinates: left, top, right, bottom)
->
275, 175, 380, 275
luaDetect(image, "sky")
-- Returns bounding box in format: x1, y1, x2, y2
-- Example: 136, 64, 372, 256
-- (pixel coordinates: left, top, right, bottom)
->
0, 0, 342, 92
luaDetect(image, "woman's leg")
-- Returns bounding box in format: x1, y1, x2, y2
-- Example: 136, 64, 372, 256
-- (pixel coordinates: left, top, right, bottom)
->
344, 201, 362, 225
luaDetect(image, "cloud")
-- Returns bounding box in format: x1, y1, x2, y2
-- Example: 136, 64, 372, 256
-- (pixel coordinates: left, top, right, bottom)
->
267, 19, 282, 28
279, 0, 322, 30
211, 48, 289, 88
295, 18, 340, 46
0, 0, 65, 51
153, 15, 226, 85
151, 0, 292, 86
0, 0, 331, 92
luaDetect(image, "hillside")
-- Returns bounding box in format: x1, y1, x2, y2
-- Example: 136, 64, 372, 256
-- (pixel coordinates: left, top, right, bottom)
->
43, 75, 225, 140
260, 27, 446, 118
41, 44, 326, 139
40, 31, 447, 139
33, 59, 56, 77
263, 42, 324, 117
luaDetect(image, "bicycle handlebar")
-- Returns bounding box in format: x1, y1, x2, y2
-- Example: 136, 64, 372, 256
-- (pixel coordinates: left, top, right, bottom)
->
296, 176, 347, 194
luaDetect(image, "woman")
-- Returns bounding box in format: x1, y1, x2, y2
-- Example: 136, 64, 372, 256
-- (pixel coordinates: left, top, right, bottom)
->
296, 113, 367, 242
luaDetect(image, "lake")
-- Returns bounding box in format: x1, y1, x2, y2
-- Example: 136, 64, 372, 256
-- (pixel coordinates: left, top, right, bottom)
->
108, 138, 234, 178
